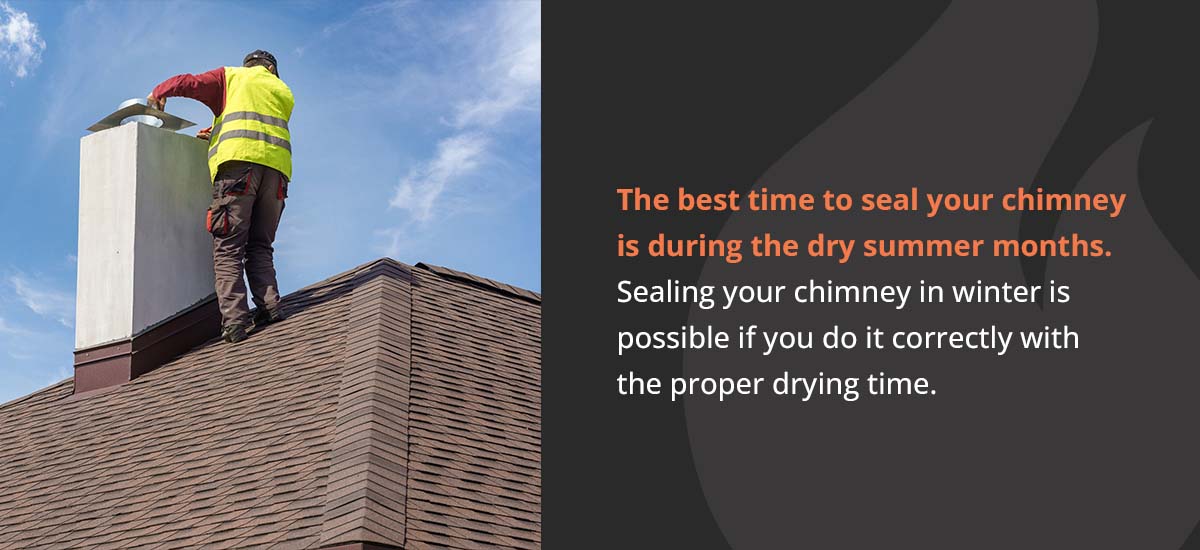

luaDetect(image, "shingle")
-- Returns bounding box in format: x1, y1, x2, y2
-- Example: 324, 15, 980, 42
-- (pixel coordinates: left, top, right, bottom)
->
0, 257, 541, 549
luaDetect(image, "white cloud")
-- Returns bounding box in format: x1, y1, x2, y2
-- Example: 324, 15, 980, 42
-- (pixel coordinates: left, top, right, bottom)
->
389, 132, 489, 222
0, 1, 45, 78
375, 227, 408, 259
9, 275, 73, 328
386, 1, 540, 227
0, 316, 31, 336
450, 2, 541, 128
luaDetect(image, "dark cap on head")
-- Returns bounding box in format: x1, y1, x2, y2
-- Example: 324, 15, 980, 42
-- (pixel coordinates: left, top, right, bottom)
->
244, 50, 278, 73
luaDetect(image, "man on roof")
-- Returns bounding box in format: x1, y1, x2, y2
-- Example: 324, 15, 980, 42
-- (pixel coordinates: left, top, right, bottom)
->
148, 50, 295, 344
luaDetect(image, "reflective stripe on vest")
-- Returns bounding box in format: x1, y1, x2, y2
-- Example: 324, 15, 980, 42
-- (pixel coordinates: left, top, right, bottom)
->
208, 110, 293, 158
208, 111, 289, 140
208, 130, 292, 158
207, 66, 295, 181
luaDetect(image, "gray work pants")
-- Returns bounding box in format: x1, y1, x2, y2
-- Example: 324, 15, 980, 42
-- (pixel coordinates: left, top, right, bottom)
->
208, 160, 288, 328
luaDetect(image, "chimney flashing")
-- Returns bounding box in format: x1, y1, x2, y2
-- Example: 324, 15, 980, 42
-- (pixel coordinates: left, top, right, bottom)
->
72, 294, 219, 394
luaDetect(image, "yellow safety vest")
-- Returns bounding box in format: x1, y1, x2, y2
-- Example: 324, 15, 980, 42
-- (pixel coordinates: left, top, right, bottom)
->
207, 66, 295, 181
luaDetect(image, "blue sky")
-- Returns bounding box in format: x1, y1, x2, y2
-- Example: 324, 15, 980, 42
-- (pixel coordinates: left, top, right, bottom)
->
0, 0, 540, 403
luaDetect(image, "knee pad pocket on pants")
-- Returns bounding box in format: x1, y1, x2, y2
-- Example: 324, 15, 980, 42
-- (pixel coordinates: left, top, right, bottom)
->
207, 195, 238, 237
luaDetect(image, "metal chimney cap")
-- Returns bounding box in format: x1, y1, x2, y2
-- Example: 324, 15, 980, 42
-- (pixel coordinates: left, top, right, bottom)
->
86, 97, 196, 133
117, 97, 151, 110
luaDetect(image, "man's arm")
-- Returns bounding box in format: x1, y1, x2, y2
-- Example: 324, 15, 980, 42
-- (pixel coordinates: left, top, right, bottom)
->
148, 67, 226, 117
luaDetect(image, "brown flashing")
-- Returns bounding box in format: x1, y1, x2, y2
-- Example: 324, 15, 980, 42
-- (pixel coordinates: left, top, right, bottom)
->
72, 296, 221, 395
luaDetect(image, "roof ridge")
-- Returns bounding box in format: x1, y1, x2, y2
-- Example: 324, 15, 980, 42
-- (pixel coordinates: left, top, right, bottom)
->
416, 262, 541, 303
317, 261, 414, 548
291, 257, 412, 294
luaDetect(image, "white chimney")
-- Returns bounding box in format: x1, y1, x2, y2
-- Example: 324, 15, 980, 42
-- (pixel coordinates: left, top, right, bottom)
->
73, 111, 219, 395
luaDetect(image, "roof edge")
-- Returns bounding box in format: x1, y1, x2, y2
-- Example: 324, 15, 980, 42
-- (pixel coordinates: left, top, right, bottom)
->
416, 262, 541, 303
0, 379, 72, 413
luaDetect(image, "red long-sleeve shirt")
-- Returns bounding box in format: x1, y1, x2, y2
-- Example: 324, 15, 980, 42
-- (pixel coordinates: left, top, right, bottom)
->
152, 67, 227, 117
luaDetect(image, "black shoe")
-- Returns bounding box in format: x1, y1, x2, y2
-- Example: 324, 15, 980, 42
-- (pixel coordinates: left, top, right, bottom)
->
252, 307, 286, 330
222, 324, 248, 344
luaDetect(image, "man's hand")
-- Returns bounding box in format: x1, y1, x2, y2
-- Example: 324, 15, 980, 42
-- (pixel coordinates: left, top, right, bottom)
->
196, 126, 212, 141
146, 93, 165, 111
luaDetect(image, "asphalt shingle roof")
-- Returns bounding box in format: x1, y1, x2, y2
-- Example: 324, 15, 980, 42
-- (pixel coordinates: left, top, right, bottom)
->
0, 258, 541, 549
